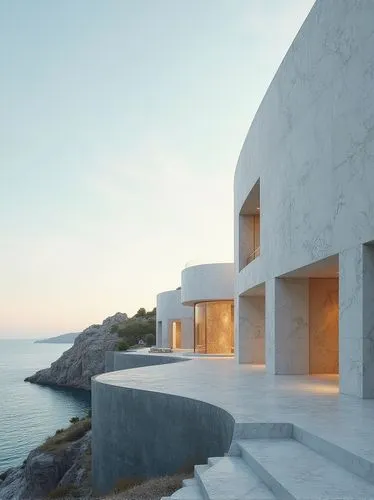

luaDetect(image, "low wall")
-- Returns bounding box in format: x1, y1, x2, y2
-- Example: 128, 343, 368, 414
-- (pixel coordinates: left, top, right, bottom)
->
92, 368, 234, 494
104, 351, 185, 373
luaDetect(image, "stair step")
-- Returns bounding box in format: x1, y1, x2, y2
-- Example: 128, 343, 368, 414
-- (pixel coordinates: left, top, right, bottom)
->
194, 464, 210, 477
195, 456, 275, 499
182, 478, 198, 487
169, 484, 204, 499
238, 438, 374, 499
207, 457, 222, 467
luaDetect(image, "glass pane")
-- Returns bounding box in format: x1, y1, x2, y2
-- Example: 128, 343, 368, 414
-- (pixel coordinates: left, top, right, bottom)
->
194, 301, 234, 354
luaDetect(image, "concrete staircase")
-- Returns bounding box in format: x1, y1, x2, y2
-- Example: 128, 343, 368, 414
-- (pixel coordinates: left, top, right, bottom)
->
161, 428, 374, 499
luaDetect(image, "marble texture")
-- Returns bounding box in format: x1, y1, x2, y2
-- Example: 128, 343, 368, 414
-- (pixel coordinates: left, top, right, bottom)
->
339, 244, 374, 397
266, 278, 309, 375
181, 263, 234, 306
236, 295, 265, 364
238, 438, 374, 499
194, 456, 275, 500
234, 0, 374, 396
309, 278, 339, 374
156, 289, 193, 349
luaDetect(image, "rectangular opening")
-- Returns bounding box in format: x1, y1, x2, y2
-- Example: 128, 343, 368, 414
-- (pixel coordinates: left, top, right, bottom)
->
172, 320, 182, 349
194, 301, 234, 354
239, 179, 261, 270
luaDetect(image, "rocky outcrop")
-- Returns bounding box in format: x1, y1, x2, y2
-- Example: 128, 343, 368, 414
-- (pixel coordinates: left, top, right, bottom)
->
0, 429, 91, 500
25, 312, 128, 391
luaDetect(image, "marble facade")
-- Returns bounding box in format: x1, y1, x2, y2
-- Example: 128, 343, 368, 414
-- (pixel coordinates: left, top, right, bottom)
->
234, 0, 374, 397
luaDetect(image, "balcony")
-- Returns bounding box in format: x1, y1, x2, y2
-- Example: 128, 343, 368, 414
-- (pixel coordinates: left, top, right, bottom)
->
238, 179, 261, 271
246, 246, 260, 265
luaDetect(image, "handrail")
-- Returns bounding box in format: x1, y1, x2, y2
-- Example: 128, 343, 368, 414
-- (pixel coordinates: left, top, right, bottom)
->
246, 246, 260, 265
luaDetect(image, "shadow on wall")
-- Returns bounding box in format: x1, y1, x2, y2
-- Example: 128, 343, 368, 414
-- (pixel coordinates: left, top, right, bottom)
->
92, 367, 234, 494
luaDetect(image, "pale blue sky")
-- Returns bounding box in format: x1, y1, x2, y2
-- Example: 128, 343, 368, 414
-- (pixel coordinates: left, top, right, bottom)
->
0, 0, 314, 337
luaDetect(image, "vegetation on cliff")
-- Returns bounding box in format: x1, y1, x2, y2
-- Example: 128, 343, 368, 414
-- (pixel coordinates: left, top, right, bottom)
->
25, 307, 156, 391
0, 414, 188, 499
0, 418, 92, 500
112, 308, 156, 352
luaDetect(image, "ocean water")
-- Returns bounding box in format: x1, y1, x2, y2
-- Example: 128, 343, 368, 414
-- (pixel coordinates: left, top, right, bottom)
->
0, 339, 91, 471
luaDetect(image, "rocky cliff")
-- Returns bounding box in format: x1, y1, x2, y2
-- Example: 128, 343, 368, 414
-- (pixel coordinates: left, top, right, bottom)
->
25, 312, 128, 391
0, 421, 92, 500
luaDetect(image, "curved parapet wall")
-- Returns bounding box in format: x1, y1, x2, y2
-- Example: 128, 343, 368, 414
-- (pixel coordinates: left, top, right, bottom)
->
156, 289, 193, 348
235, 0, 374, 290
104, 351, 186, 373
181, 263, 234, 306
92, 363, 234, 494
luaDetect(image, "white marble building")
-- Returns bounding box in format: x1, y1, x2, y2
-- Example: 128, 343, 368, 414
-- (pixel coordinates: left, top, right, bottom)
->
156, 263, 235, 353
235, 0, 374, 398
181, 263, 235, 354
156, 288, 193, 349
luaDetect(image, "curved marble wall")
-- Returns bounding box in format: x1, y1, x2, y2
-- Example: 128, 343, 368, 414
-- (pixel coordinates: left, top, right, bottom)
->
181, 263, 234, 306
234, 0, 374, 397
156, 289, 194, 348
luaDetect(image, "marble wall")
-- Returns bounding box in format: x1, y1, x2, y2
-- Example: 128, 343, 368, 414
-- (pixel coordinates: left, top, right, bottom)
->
309, 278, 339, 374
340, 244, 374, 398
266, 278, 309, 375
237, 295, 265, 364
234, 0, 374, 396
156, 289, 193, 349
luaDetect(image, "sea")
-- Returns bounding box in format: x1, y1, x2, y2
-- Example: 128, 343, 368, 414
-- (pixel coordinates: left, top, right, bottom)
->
0, 339, 91, 472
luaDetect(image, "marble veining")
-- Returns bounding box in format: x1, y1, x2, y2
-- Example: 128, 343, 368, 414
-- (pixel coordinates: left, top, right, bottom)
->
234, 0, 374, 397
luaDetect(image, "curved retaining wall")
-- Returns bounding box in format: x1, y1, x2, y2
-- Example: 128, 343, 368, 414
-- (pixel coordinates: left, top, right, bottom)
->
92, 369, 234, 494
104, 351, 186, 373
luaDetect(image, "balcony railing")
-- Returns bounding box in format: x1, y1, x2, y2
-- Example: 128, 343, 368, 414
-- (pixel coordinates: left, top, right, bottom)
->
246, 246, 260, 265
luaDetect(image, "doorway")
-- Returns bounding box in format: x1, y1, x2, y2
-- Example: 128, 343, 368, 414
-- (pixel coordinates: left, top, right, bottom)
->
172, 320, 182, 349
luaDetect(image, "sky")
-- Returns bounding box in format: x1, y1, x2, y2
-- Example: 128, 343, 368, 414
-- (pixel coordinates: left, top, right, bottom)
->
0, 0, 315, 337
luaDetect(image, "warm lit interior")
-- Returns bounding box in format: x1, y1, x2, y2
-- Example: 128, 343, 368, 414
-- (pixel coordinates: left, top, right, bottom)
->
172, 320, 182, 349
309, 278, 339, 374
239, 179, 261, 270
248, 214, 260, 265
194, 301, 234, 354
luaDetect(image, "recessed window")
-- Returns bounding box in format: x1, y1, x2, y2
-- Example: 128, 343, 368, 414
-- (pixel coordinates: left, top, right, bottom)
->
194, 301, 234, 354
239, 179, 261, 270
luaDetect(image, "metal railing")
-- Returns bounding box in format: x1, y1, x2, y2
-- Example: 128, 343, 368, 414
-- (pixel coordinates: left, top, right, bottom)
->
246, 246, 260, 265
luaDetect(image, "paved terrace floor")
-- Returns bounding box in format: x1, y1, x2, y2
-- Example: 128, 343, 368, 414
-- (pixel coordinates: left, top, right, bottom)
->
97, 356, 374, 463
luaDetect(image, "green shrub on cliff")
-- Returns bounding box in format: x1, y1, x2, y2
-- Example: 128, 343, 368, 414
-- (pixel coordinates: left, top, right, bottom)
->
135, 307, 147, 317
42, 418, 91, 452
117, 340, 131, 351
113, 308, 156, 349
